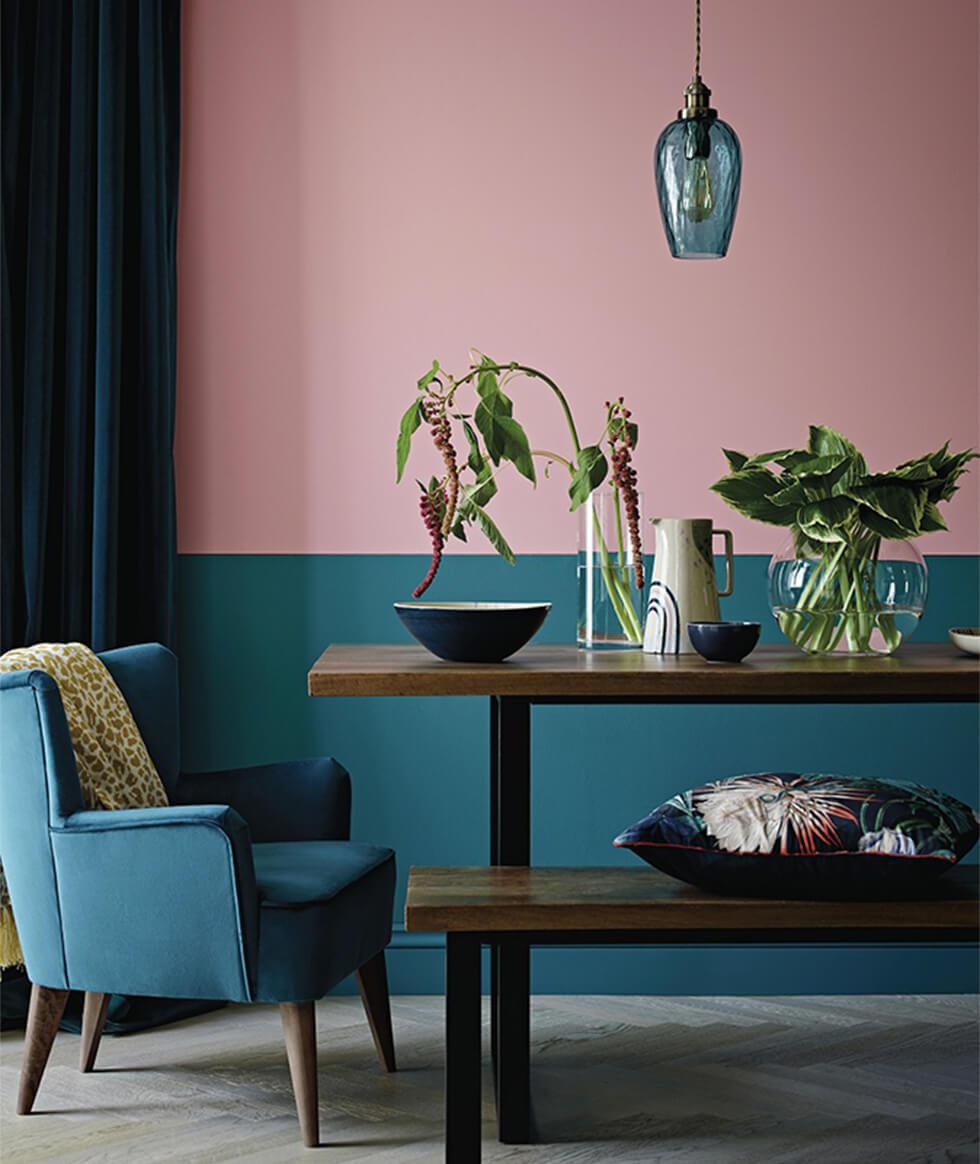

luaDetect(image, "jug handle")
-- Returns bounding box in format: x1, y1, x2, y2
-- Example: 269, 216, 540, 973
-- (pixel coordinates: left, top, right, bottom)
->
714, 529, 734, 597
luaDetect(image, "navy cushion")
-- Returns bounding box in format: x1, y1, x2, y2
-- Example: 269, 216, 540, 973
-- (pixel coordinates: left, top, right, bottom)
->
614, 773, 979, 900
252, 841, 396, 1003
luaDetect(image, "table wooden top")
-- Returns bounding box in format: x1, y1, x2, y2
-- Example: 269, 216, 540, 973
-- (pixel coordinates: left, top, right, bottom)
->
308, 642, 979, 700
405, 865, 980, 933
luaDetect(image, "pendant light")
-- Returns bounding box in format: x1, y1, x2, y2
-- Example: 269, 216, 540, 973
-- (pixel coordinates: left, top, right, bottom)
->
655, 0, 741, 259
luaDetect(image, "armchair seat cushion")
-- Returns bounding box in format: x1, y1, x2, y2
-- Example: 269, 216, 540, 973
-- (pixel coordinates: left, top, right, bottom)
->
253, 842, 393, 908
252, 841, 396, 1004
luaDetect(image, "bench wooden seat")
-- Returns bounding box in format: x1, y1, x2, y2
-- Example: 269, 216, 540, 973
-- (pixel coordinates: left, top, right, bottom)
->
406, 864, 979, 935
406, 864, 979, 1162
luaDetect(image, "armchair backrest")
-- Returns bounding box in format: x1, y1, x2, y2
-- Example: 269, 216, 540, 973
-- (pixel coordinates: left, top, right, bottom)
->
0, 643, 181, 985
99, 643, 181, 796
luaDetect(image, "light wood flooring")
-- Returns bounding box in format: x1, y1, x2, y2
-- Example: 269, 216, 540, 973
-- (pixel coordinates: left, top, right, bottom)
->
1, 994, 977, 1162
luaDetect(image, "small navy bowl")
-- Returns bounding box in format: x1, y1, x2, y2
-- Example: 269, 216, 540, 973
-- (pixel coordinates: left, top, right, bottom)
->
687, 621, 761, 663
394, 602, 551, 663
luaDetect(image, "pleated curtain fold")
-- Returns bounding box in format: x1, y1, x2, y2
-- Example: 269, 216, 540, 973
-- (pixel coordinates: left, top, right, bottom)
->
2, 0, 180, 653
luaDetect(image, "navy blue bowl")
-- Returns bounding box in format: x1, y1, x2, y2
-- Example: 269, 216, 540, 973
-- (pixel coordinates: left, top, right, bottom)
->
394, 602, 552, 663
687, 621, 761, 663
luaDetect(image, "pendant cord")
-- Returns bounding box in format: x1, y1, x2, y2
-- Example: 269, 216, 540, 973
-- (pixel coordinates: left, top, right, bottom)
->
695, 0, 702, 80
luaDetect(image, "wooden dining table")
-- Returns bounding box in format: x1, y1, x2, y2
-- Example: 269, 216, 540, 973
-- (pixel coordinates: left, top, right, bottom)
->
308, 641, 980, 1144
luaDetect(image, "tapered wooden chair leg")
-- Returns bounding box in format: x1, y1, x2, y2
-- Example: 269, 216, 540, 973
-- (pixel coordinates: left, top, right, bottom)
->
280, 1001, 319, 1147
18, 984, 70, 1115
356, 950, 396, 1073
79, 992, 110, 1073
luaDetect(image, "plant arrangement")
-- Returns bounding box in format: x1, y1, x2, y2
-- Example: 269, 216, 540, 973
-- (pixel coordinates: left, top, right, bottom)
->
711, 426, 976, 654
396, 353, 645, 643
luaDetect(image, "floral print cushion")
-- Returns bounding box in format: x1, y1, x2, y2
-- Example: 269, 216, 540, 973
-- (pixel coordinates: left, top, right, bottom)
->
614, 774, 979, 900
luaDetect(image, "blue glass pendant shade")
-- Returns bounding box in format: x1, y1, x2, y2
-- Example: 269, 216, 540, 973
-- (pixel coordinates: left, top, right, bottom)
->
655, 116, 741, 259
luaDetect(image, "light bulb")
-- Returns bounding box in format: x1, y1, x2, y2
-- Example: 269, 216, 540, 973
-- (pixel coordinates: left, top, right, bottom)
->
682, 157, 714, 222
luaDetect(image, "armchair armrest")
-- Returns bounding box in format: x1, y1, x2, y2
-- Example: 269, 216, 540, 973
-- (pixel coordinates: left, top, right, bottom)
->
174, 758, 351, 843
50, 805, 258, 1002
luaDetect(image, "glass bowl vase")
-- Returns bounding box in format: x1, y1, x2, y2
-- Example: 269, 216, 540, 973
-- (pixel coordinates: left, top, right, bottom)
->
768, 533, 927, 656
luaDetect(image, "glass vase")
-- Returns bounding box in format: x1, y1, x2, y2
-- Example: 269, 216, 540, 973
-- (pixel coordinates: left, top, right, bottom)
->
577, 489, 645, 649
768, 532, 927, 656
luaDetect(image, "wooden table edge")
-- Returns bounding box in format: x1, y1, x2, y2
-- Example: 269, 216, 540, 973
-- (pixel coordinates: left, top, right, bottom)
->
308, 643, 980, 699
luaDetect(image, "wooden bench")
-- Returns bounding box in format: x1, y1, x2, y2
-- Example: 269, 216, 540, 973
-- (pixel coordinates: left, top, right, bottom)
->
405, 864, 980, 1162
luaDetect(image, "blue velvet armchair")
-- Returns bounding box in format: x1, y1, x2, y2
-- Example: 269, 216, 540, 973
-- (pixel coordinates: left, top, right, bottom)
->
0, 643, 396, 1147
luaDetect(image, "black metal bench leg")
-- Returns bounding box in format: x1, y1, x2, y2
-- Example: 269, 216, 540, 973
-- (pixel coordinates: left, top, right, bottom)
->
446, 934, 482, 1163
495, 940, 531, 1142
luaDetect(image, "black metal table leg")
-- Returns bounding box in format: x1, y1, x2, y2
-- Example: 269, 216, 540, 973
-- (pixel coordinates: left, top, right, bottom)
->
446, 934, 482, 1163
491, 696, 532, 1142
489, 698, 499, 1072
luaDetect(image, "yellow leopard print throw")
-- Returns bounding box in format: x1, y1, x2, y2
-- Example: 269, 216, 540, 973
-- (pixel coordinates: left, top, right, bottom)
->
0, 643, 169, 967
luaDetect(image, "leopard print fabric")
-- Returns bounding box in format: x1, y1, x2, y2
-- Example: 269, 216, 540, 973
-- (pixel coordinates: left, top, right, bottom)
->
0, 643, 169, 966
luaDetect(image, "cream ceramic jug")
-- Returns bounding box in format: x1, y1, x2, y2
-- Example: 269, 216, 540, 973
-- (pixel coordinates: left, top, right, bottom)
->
643, 518, 734, 654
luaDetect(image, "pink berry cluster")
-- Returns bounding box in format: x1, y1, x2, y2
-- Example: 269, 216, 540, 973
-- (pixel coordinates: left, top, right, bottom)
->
424, 398, 459, 535
413, 489, 445, 598
607, 398, 644, 591
413, 394, 462, 597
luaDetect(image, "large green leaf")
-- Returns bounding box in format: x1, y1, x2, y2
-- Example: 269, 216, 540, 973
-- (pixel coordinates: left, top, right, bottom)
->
473, 370, 517, 465
568, 445, 609, 510
462, 460, 498, 508
768, 479, 809, 509
856, 507, 913, 540
808, 425, 864, 463
924, 446, 979, 501
474, 400, 535, 481
918, 501, 948, 532
496, 415, 536, 482
462, 420, 484, 475
474, 398, 506, 464
847, 483, 926, 537
710, 467, 796, 526
805, 426, 866, 487
796, 496, 857, 543
458, 496, 516, 564
476, 365, 513, 413
395, 397, 425, 482
417, 360, 440, 390
743, 449, 794, 468
722, 449, 749, 471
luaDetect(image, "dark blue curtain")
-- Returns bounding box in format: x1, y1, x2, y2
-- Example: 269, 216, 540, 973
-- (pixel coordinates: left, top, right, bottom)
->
2, 0, 179, 653
1, 0, 210, 1035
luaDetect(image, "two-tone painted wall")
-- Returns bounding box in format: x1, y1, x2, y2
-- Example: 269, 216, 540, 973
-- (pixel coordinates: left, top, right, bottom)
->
176, 0, 980, 993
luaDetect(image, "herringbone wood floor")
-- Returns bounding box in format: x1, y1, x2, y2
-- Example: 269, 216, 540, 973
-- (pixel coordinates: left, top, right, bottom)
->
1, 995, 976, 1162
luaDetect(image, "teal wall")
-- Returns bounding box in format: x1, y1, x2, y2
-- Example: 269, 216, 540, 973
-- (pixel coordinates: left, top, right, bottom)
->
176, 553, 979, 995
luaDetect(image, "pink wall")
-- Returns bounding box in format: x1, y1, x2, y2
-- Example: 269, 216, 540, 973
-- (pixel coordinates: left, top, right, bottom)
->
176, 0, 979, 555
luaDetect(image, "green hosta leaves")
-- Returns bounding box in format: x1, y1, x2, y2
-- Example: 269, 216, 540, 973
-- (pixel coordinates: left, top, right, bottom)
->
848, 483, 926, 539
797, 497, 857, 544
395, 397, 426, 482
918, 502, 948, 532
712, 426, 975, 544
710, 466, 797, 526
568, 445, 608, 510
807, 425, 867, 476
